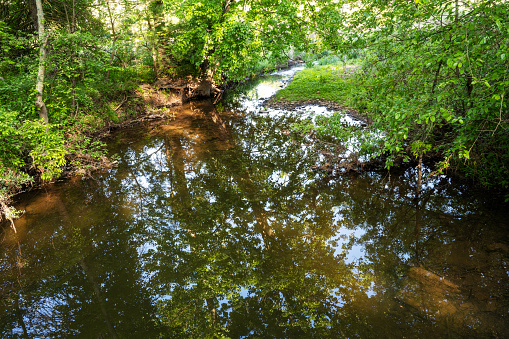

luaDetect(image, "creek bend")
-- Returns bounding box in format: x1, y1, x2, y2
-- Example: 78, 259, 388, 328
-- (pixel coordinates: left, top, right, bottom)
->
1, 68, 509, 338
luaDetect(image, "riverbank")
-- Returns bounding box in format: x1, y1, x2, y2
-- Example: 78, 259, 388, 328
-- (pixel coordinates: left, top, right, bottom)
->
0, 82, 169, 226
267, 62, 508, 201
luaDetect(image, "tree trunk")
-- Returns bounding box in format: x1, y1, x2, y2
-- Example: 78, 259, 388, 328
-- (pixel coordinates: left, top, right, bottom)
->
106, 0, 117, 80
206, 297, 217, 323
35, 0, 48, 124
455, 0, 459, 22
146, 17, 159, 79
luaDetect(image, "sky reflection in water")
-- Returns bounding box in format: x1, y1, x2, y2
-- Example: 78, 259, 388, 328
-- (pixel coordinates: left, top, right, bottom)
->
1, 67, 508, 338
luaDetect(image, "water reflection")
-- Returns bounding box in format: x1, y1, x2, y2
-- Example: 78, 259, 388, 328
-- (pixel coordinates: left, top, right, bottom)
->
1, 85, 509, 337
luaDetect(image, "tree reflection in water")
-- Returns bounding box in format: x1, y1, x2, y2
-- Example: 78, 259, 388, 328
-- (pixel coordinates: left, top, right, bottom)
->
1, 101, 508, 338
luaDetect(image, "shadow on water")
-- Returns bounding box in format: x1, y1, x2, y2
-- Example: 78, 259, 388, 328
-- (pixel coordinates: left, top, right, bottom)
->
1, 68, 509, 338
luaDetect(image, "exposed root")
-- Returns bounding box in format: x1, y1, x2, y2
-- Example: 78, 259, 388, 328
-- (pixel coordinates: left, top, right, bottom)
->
141, 76, 222, 108
68, 152, 117, 179
0, 197, 21, 233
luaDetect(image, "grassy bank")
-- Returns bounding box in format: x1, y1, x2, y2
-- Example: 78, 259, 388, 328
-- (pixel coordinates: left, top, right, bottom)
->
275, 63, 362, 106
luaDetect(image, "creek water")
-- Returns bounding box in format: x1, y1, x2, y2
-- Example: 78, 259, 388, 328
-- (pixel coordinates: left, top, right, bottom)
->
1, 67, 509, 338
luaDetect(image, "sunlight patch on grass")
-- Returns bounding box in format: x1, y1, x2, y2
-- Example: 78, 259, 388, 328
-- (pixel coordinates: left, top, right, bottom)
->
275, 64, 361, 107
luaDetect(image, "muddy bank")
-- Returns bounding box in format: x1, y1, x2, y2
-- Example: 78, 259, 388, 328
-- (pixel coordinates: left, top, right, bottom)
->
98, 78, 222, 137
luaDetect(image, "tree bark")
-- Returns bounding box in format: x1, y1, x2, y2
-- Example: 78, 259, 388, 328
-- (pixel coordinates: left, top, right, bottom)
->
455, 0, 459, 22
105, 0, 117, 80
35, 0, 49, 124
146, 17, 159, 79
222, 0, 234, 16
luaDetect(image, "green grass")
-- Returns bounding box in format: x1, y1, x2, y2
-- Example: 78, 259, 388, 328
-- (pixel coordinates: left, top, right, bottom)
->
275, 63, 362, 107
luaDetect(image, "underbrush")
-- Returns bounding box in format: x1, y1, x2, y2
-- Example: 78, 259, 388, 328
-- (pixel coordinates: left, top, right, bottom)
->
0, 29, 155, 223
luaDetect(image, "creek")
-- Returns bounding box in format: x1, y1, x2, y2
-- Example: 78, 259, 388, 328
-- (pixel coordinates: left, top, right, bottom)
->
1, 67, 508, 338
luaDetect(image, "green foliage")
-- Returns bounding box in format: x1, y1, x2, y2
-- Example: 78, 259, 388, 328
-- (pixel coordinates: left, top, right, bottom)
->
285, 0, 509, 191
45, 30, 152, 121
0, 5, 150, 202
0, 21, 19, 71
0, 108, 69, 195
292, 112, 380, 161
0, 24, 147, 193
351, 0, 509, 188
291, 119, 315, 135
0, 108, 33, 193
23, 121, 68, 181
0, 73, 38, 119
161, 0, 311, 81
314, 113, 357, 141
0, 109, 24, 171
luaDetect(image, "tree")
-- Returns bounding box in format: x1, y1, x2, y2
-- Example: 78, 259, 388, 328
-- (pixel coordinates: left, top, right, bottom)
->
310, 0, 509, 190
160, 0, 311, 82
34, 0, 48, 124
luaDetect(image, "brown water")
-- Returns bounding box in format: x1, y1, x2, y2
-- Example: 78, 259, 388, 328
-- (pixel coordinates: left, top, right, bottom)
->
1, 69, 509, 338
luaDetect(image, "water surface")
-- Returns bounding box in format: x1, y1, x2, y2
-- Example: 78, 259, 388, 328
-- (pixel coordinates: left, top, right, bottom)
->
1, 68, 509, 338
